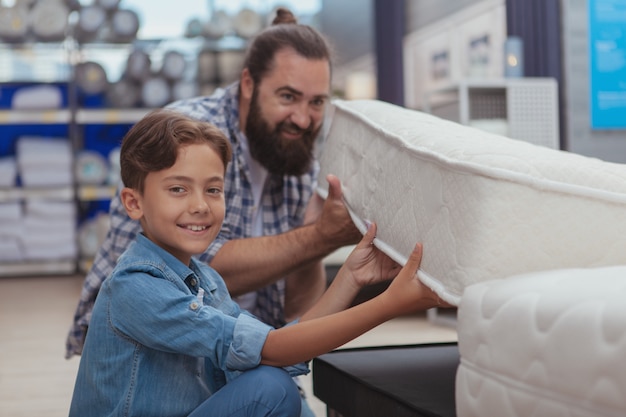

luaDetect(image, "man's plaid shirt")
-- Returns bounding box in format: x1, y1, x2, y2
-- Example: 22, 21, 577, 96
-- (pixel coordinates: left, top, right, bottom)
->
66, 82, 319, 358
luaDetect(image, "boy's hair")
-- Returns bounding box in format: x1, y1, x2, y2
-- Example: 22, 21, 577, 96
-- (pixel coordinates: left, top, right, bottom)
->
243, 7, 333, 84
120, 109, 232, 193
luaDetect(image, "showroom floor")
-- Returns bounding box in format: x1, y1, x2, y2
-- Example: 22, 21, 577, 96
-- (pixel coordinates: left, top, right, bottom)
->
0, 274, 457, 417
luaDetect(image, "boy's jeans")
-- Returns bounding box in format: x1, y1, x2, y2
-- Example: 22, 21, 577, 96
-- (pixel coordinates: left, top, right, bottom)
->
189, 366, 301, 416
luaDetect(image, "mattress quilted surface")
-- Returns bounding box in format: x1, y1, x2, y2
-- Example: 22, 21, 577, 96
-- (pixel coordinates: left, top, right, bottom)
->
456, 267, 626, 417
317, 99, 626, 305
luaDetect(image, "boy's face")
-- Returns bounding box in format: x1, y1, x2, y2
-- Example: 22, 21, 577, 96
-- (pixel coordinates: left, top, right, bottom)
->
122, 143, 226, 265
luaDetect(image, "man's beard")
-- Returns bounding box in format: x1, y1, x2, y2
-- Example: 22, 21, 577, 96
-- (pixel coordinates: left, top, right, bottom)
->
245, 90, 320, 176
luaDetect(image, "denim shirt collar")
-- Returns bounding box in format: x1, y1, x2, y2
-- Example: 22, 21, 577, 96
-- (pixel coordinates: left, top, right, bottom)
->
132, 233, 217, 292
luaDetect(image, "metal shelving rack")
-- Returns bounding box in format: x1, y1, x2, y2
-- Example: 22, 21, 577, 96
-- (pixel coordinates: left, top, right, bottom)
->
0, 43, 145, 277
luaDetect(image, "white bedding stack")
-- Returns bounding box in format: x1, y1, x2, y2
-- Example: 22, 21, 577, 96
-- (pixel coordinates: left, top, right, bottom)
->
0, 202, 23, 261
13, 136, 77, 261
17, 136, 73, 187
22, 200, 77, 261
318, 99, 626, 417
0, 157, 17, 187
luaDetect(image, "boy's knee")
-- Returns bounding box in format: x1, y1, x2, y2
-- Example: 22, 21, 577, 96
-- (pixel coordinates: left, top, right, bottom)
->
253, 366, 301, 416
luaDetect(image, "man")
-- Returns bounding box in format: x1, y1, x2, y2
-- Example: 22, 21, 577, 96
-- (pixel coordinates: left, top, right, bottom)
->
66, 9, 360, 414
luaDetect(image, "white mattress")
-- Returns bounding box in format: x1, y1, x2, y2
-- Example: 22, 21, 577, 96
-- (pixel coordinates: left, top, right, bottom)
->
456, 267, 626, 417
317, 99, 626, 305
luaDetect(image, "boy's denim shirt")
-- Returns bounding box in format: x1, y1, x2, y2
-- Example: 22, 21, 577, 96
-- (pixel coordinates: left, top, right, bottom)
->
70, 233, 308, 417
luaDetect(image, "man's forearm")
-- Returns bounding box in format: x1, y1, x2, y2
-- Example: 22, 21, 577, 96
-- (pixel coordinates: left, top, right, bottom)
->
283, 260, 326, 322
209, 222, 338, 296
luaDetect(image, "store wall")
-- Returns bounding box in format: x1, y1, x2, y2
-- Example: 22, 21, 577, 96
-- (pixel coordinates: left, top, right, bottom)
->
319, 0, 487, 67
318, 0, 374, 67
403, 0, 507, 109
319, 0, 496, 97
319, 0, 626, 164
561, 0, 626, 163
405, 0, 486, 32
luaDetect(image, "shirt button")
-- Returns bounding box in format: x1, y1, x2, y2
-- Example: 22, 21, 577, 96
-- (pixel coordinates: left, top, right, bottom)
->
190, 302, 199, 310
190, 278, 197, 286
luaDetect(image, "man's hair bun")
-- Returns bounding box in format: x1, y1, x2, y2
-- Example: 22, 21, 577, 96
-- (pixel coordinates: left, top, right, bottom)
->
272, 7, 298, 25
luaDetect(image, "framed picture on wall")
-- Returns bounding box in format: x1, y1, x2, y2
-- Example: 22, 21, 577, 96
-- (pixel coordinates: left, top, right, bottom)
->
455, 6, 505, 79
467, 34, 491, 77
403, 28, 457, 109
432, 50, 450, 81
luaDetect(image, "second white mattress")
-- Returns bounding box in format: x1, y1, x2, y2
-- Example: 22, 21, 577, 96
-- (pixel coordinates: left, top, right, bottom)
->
456, 267, 626, 417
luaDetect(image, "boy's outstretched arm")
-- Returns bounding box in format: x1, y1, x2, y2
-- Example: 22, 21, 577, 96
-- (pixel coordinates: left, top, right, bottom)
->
300, 222, 400, 321
260, 242, 443, 367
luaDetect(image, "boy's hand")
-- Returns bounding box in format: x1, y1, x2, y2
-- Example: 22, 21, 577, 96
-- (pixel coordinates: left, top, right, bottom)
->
381, 243, 449, 315
343, 222, 401, 288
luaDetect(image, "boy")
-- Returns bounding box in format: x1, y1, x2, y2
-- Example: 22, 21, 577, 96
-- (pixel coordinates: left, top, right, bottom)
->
70, 109, 445, 416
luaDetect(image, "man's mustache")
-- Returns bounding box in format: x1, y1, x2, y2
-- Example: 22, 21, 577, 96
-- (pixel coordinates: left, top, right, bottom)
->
278, 121, 314, 136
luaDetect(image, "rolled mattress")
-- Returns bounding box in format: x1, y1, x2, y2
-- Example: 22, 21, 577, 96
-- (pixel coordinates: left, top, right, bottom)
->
317, 99, 626, 305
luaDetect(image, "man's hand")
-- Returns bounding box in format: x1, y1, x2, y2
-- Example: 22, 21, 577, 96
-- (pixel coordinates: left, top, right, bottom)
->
312, 174, 362, 249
